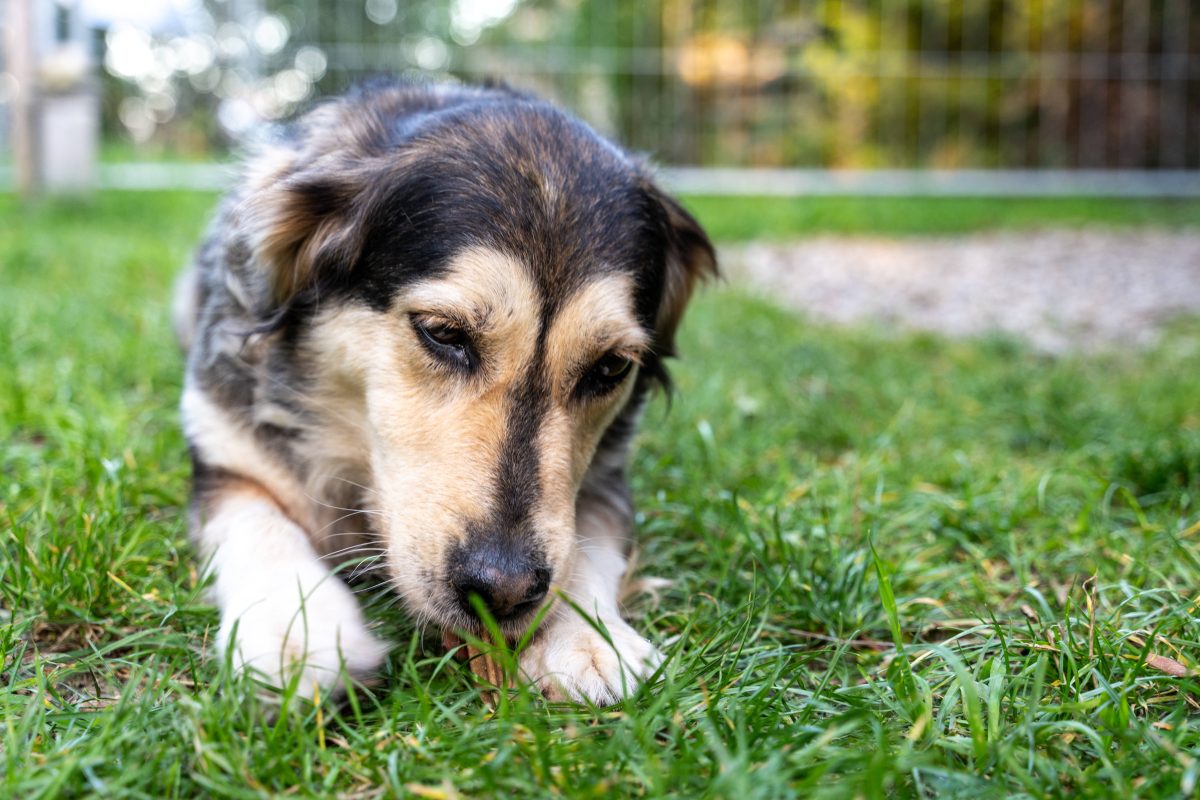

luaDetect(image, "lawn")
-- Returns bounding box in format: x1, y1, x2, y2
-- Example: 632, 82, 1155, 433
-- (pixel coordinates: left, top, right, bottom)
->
2, 191, 1200, 798
682, 194, 1200, 240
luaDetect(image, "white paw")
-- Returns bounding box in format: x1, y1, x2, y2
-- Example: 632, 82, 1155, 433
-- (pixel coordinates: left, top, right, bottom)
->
519, 612, 662, 705
218, 570, 388, 698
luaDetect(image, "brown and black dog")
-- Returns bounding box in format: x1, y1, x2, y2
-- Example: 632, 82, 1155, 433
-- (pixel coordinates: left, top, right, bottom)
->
175, 80, 715, 705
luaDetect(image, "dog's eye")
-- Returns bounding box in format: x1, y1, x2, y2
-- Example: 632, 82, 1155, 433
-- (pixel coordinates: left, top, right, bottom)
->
595, 353, 632, 380
412, 317, 475, 370
423, 323, 467, 348
577, 352, 634, 399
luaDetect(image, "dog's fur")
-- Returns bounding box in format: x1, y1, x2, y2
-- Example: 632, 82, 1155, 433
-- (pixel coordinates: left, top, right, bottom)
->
176, 80, 715, 705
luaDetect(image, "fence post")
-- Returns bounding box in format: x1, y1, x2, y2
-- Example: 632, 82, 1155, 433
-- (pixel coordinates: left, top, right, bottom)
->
7, 0, 39, 198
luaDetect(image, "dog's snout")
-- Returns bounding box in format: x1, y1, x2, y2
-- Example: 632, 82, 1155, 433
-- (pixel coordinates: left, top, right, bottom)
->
449, 541, 550, 622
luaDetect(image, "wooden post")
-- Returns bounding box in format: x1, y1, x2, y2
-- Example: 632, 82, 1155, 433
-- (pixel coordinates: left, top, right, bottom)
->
7, 0, 40, 198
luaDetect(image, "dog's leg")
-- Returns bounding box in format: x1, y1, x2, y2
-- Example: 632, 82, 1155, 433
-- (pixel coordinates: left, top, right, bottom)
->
197, 481, 388, 697
519, 484, 663, 705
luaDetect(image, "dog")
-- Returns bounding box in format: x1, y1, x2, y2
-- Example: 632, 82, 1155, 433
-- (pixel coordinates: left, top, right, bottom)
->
174, 80, 715, 705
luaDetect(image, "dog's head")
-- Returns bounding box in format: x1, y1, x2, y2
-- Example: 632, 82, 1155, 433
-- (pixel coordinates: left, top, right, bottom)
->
241, 85, 715, 635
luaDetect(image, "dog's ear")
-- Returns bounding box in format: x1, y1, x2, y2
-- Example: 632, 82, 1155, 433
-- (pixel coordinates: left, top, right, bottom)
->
648, 186, 718, 358
241, 149, 379, 306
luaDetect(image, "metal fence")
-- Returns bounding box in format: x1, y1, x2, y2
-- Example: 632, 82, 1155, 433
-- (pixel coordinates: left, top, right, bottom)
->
2, 0, 1199, 192
255, 0, 1200, 171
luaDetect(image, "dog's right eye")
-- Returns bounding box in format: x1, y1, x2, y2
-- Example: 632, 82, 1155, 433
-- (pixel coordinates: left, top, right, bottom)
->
574, 352, 634, 400
412, 317, 475, 371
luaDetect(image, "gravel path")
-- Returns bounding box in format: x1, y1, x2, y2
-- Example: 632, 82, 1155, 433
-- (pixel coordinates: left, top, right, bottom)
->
725, 230, 1200, 353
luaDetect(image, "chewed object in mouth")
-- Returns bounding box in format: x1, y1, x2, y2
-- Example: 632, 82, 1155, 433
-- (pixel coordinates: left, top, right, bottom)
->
443, 631, 513, 701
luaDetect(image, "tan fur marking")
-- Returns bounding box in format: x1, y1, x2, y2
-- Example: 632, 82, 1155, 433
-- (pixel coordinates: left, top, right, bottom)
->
544, 274, 650, 395
532, 274, 646, 561
310, 248, 546, 621
547, 273, 646, 478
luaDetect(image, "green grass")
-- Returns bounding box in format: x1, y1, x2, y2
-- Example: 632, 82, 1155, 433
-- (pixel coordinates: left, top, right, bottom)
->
683, 195, 1200, 240
3, 191, 1200, 797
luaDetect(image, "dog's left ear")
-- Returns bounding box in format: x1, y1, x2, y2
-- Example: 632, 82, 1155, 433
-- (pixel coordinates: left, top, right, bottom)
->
646, 185, 718, 358
241, 148, 383, 309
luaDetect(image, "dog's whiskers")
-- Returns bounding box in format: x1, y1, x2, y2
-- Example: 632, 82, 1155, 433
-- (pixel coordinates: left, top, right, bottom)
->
325, 542, 388, 560
320, 529, 382, 542
308, 508, 380, 540
347, 557, 387, 582
351, 576, 399, 597
329, 475, 382, 498
300, 485, 381, 516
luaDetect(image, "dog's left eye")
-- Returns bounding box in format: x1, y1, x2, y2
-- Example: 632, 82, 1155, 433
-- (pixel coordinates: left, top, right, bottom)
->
577, 352, 634, 398
412, 318, 475, 370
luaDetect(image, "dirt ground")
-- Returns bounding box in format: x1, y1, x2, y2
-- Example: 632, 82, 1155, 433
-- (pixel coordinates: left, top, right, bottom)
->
725, 230, 1200, 353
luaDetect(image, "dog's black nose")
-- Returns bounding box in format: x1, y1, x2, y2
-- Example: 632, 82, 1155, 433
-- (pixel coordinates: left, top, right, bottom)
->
449, 542, 550, 622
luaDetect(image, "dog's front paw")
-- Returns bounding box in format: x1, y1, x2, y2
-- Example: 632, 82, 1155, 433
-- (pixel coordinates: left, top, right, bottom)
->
218, 573, 388, 698
519, 613, 662, 705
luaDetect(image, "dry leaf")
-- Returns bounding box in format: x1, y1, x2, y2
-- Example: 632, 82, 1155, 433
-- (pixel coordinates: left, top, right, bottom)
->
1146, 653, 1191, 677
405, 781, 459, 800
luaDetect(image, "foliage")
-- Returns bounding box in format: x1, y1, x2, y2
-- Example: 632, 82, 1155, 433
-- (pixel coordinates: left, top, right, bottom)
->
90, 1, 1200, 168
490, 0, 1200, 168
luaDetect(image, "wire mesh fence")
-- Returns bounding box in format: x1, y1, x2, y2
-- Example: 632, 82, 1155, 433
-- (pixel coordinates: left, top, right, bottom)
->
217, 0, 1200, 170
1, 0, 1199, 188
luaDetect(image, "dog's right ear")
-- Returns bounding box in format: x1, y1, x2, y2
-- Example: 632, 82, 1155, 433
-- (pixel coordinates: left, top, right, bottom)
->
647, 185, 718, 359
241, 148, 378, 306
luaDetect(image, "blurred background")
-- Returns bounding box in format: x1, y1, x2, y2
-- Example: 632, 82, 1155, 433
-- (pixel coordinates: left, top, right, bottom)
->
1, 0, 1198, 195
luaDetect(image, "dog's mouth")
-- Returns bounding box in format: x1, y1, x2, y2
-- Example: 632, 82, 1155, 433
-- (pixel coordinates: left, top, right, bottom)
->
438, 599, 552, 648
436, 578, 555, 642
393, 558, 555, 647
